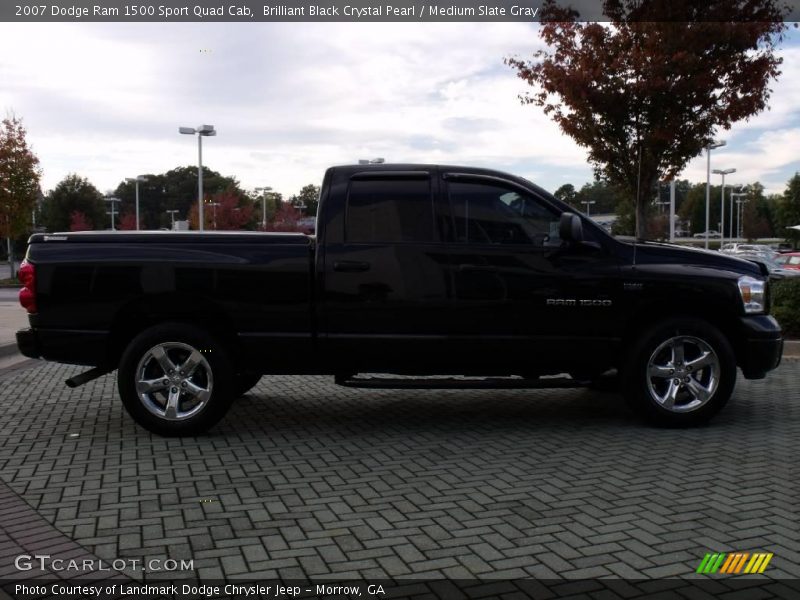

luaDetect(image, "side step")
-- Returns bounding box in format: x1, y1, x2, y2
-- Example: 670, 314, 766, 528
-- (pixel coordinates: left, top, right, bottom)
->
335, 374, 588, 390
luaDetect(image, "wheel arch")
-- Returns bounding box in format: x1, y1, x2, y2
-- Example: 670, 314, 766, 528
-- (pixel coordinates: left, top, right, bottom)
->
107, 294, 242, 368
621, 298, 743, 368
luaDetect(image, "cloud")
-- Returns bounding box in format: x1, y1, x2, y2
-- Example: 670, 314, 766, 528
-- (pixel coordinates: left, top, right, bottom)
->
0, 21, 797, 202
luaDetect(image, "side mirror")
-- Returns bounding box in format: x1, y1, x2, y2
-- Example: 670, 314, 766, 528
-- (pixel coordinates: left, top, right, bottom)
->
559, 212, 584, 243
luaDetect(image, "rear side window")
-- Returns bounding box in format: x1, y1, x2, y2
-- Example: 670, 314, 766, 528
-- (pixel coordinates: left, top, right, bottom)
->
346, 177, 434, 243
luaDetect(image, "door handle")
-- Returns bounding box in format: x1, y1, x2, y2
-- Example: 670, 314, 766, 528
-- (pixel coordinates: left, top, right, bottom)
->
334, 260, 371, 273
458, 264, 499, 273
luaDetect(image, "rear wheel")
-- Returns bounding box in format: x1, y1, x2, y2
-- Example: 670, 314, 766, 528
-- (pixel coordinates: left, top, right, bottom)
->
624, 318, 736, 426
118, 323, 235, 436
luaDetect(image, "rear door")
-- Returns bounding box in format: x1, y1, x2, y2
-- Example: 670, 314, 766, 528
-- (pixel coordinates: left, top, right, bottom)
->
319, 169, 455, 372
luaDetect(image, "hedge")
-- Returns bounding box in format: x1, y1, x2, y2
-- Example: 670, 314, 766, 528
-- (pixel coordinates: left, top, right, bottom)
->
772, 278, 800, 338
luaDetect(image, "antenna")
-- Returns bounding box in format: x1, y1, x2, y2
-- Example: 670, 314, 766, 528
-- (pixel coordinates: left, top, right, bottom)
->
633, 143, 641, 266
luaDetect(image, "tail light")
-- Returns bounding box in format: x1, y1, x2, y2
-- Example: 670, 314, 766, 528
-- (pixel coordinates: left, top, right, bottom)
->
18, 260, 37, 314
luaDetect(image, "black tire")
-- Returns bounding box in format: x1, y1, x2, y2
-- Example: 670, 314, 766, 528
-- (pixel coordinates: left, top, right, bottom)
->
623, 318, 736, 426
118, 322, 235, 436
233, 372, 262, 398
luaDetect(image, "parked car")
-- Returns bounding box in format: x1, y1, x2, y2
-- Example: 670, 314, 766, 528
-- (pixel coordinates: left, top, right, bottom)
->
733, 244, 774, 257
739, 253, 800, 281
774, 252, 800, 270
693, 230, 721, 238
16, 164, 783, 435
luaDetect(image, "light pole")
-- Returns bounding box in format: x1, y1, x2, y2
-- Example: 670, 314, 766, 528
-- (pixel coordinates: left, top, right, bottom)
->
581, 200, 596, 216
705, 140, 726, 249
255, 186, 272, 230
104, 196, 121, 230
209, 201, 220, 230
125, 175, 148, 230
712, 168, 736, 247
166, 209, 179, 229
179, 124, 216, 231
731, 193, 747, 239
669, 179, 676, 242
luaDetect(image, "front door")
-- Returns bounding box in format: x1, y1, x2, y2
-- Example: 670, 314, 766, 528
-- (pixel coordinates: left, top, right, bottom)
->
439, 172, 622, 375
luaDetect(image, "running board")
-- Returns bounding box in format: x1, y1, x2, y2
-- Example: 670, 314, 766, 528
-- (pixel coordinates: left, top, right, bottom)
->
335, 375, 588, 390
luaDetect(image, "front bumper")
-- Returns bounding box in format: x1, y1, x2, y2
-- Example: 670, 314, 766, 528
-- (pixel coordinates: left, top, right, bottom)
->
738, 315, 783, 379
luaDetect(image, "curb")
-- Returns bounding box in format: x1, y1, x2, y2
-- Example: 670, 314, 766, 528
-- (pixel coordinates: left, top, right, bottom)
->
0, 342, 18, 358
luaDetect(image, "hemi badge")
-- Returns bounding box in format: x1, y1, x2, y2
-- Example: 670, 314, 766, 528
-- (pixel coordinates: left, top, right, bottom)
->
624, 282, 643, 291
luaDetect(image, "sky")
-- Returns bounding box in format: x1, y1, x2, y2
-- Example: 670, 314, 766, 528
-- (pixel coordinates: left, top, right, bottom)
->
0, 22, 799, 202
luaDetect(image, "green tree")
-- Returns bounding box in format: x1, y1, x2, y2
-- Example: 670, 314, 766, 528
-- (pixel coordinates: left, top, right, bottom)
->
42, 174, 106, 232
776, 173, 800, 246
553, 183, 577, 207
0, 116, 42, 276
289, 184, 321, 217
506, 0, 786, 238
113, 166, 244, 229
575, 179, 622, 215
679, 183, 725, 236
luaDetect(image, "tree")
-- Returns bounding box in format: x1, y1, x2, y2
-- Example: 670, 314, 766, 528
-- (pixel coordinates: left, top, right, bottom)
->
678, 182, 719, 235
776, 173, 800, 246
553, 183, 577, 207
69, 210, 92, 232
113, 166, 245, 229
506, 0, 786, 237
118, 212, 138, 231
0, 116, 42, 276
187, 188, 254, 231
289, 184, 321, 216
42, 174, 106, 232
268, 203, 303, 232
574, 179, 622, 215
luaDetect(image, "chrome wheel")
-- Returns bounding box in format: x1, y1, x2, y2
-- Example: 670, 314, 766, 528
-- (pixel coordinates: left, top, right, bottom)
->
646, 335, 719, 413
135, 342, 213, 421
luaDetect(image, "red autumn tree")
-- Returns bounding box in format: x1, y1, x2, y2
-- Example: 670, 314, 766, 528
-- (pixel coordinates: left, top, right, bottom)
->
506, 0, 786, 237
268, 203, 303, 232
69, 210, 92, 231
118, 212, 137, 231
188, 188, 253, 230
0, 116, 42, 275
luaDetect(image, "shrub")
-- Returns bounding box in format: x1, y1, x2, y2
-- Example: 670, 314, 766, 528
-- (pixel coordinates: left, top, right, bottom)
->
772, 278, 800, 338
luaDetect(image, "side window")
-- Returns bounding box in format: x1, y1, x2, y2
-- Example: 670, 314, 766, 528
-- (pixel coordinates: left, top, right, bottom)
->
346, 177, 434, 243
447, 180, 561, 247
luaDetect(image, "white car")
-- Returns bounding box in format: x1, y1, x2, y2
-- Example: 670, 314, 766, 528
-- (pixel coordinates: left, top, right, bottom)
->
693, 230, 721, 238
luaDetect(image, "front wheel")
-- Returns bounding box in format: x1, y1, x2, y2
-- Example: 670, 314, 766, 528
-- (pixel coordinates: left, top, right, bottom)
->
623, 318, 736, 426
118, 323, 235, 436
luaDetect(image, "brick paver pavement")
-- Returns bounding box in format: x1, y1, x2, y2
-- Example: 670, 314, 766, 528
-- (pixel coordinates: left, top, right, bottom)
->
0, 362, 797, 582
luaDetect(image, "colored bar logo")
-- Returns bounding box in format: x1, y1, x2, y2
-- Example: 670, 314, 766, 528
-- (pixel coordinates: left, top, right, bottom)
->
696, 552, 773, 574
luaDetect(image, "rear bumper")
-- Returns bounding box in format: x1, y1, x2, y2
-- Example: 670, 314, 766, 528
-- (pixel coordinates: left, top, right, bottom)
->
16, 328, 40, 359
16, 328, 109, 367
738, 315, 783, 379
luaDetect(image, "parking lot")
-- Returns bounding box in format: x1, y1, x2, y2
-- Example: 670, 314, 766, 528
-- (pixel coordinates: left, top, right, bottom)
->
0, 361, 798, 584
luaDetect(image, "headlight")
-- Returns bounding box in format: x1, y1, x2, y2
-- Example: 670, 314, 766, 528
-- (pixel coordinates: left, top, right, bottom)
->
738, 275, 766, 314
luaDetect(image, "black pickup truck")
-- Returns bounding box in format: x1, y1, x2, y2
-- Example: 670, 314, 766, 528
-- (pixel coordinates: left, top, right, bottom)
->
16, 164, 783, 435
